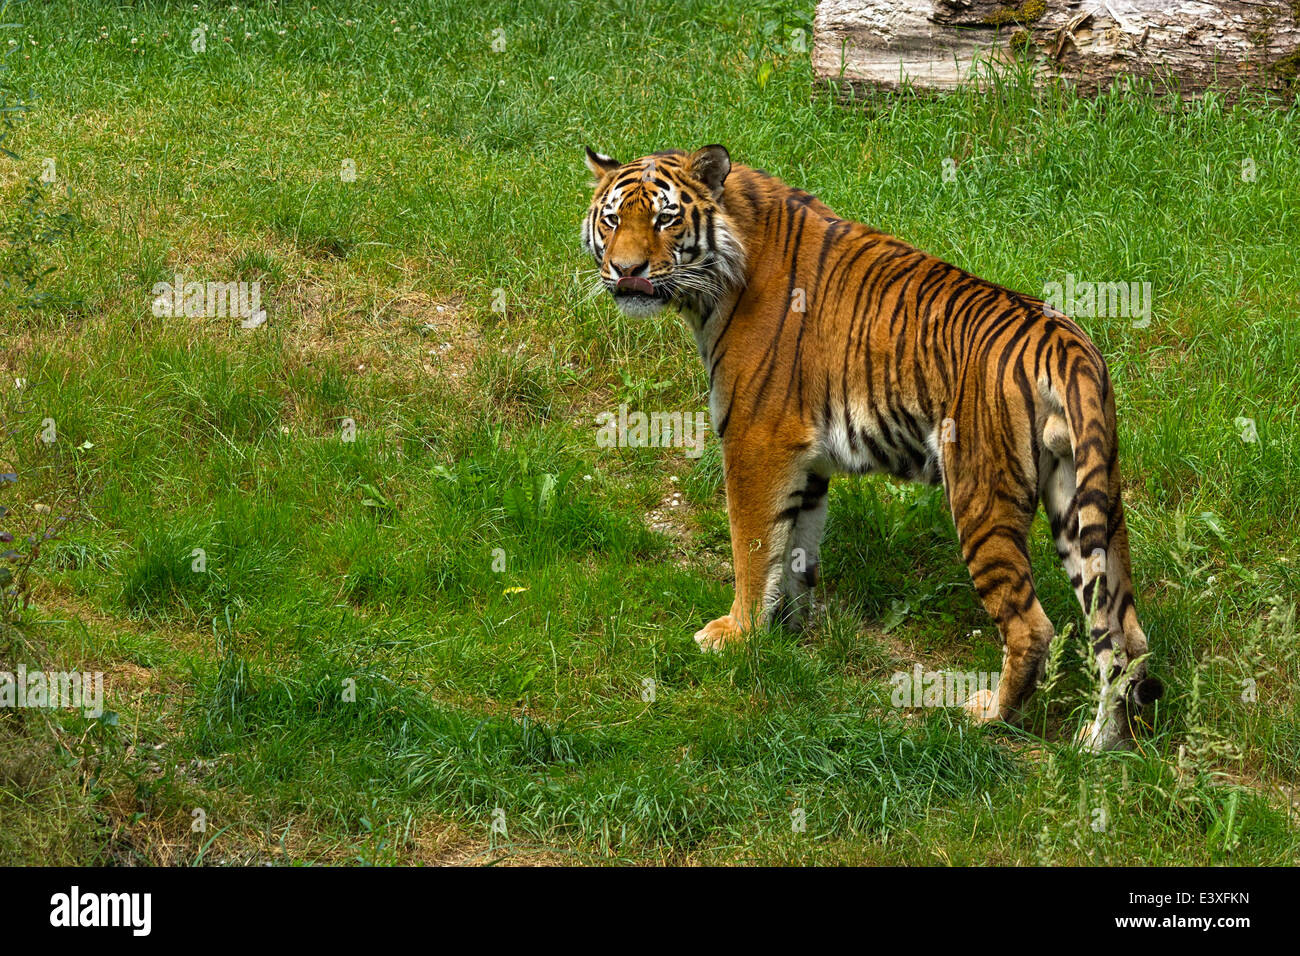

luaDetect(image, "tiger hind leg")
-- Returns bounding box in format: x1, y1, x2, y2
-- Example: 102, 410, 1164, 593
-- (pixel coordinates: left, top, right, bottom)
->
948, 471, 1056, 726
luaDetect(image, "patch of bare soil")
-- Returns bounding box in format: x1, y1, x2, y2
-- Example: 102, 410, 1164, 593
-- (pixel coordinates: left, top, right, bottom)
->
403, 819, 584, 866
644, 480, 690, 546
276, 277, 481, 385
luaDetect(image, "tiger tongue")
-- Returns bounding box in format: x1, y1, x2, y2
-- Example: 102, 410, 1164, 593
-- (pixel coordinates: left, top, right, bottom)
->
616, 276, 655, 296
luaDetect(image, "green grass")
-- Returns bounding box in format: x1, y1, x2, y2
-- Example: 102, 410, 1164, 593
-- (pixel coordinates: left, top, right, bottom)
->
0, 0, 1297, 865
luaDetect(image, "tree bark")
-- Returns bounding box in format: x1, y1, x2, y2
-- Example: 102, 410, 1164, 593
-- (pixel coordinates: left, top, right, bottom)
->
813, 0, 1300, 101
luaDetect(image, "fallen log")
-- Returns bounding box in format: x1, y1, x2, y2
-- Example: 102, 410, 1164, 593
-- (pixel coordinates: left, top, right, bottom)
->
812, 0, 1300, 101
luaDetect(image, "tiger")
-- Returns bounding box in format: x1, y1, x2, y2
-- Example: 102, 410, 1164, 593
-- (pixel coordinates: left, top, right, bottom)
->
581, 144, 1163, 751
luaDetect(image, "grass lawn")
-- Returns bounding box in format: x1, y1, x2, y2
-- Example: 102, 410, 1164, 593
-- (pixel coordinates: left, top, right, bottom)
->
0, 0, 1297, 865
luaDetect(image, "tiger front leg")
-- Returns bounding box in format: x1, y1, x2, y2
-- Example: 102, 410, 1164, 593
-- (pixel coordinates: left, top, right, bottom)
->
775, 472, 830, 632
694, 440, 809, 653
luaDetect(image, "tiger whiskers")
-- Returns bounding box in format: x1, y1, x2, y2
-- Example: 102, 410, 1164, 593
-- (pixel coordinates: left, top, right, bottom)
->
659, 258, 738, 306
574, 268, 609, 305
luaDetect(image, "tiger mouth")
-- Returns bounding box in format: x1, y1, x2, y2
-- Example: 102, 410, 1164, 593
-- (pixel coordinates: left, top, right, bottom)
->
613, 276, 660, 300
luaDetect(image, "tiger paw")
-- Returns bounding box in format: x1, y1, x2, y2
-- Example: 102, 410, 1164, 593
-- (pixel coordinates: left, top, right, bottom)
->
693, 615, 747, 653
1077, 719, 1132, 753
962, 688, 1001, 723
774, 593, 813, 633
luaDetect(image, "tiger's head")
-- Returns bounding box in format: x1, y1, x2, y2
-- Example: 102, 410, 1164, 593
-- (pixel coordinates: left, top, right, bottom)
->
581, 145, 746, 318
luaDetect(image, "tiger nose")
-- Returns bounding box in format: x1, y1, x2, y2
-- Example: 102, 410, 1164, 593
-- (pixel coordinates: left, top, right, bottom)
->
610, 259, 650, 279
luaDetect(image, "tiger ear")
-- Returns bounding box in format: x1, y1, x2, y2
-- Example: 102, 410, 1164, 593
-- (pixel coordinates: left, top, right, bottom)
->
584, 147, 621, 183
687, 145, 731, 200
